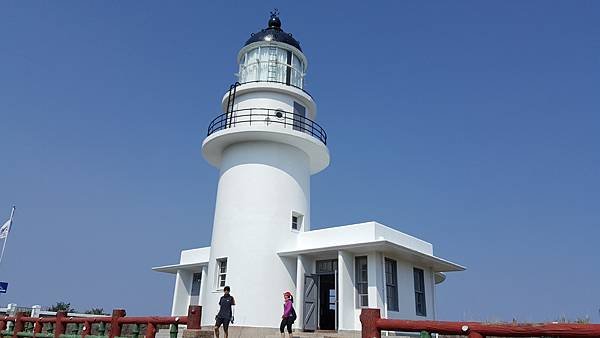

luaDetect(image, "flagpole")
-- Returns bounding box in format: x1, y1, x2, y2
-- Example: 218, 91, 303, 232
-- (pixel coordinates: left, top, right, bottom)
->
0, 206, 16, 266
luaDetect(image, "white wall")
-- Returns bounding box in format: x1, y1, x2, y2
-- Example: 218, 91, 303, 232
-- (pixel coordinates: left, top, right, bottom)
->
171, 270, 192, 316
180, 247, 211, 264
367, 252, 385, 310
287, 222, 433, 256
336, 252, 437, 330
337, 250, 355, 331
234, 91, 316, 121
383, 254, 435, 321
294, 254, 311, 330
201, 141, 310, 328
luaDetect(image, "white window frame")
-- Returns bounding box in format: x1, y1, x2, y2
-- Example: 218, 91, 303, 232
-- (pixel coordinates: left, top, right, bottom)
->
216, 258, 228, 290
355, 256, 369, 308
384, 258, 399, 312
291, 211, 303, 231
237, 45, 305, 88
413, 267, 427, 317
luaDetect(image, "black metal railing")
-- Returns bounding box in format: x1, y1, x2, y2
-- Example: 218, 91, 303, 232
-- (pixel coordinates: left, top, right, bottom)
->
207, 108, 327, 145
232, 80, 314, 100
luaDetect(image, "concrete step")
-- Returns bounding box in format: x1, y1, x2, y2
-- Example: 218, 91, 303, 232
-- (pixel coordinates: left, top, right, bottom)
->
155, 327, 360, 338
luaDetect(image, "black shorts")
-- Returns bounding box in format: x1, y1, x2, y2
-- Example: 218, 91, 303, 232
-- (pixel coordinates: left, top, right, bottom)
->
280, 317, 293, 334
215, 316, 230, 332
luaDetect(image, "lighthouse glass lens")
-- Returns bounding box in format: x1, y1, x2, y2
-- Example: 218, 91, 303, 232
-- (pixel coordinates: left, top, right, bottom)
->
239, 46, 304, 88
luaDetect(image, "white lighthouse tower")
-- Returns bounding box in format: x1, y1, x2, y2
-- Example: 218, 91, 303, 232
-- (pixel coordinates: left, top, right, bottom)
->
200, 11, 329, 328
154, 11, 465, 334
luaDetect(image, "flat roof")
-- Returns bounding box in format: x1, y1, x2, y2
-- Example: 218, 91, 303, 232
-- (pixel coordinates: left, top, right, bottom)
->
152, 262, 207, 274
277, 222, 465, 272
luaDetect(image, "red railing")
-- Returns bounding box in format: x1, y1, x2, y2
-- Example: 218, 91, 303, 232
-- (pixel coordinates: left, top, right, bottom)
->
0, 306, 201, 338
360, 309, 600, 338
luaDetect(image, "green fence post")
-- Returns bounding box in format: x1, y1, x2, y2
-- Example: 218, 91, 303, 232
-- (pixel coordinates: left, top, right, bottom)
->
420, 331, 431, 338
130, 324, 139, 338
47, 323, 54, 335
97, 323, 105, 337
169, 325, 177, 338
70, 323, 79, 335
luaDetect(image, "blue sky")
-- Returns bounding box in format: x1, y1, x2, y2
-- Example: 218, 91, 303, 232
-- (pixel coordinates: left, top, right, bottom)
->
1, 1, 599, 323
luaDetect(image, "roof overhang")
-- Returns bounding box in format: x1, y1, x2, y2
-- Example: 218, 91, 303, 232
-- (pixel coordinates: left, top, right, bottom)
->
152, 262, 207, 274
278, 239, 465, 273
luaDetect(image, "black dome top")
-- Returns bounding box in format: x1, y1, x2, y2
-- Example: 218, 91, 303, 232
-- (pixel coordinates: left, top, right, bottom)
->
244, 12, 302, 51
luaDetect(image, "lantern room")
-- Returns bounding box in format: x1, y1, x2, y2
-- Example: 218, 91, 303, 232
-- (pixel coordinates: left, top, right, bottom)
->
237, 11, 307, 88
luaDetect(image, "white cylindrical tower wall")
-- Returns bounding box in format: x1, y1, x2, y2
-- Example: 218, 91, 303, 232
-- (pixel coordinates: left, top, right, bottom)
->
229, 90, 316, 121
201, 141, 311, 327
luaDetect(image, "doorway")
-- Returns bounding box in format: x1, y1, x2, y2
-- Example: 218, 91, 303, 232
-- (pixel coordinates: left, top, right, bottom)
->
303, 259, 338, 332
318, 274, 336, 330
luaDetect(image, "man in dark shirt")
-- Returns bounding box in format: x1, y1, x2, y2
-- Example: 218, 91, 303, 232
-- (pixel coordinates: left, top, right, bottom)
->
214, 286, 235, 338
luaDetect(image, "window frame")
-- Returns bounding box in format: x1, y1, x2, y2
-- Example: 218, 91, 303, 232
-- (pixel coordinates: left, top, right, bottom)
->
216, 258, 228, 290
384, 258, 399, 312
355, 256, 369, 308
413, 267, 427, 316
238, 45, 305, 88
291, 211, 303, 231
315, 259, 338, 274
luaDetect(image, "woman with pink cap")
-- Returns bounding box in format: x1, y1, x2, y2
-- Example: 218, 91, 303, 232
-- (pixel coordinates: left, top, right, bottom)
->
279, 291, 296, 337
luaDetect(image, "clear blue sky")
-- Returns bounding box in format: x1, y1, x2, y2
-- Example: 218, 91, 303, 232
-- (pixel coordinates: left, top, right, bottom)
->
1, 1, 599, 323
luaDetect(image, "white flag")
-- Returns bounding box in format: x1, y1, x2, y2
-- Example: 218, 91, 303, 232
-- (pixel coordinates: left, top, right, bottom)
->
0, 219, 10, 239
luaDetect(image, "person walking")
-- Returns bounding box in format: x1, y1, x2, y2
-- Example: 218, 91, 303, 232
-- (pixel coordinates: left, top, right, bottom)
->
214, 286, 235, 338
280, 291, 296, 338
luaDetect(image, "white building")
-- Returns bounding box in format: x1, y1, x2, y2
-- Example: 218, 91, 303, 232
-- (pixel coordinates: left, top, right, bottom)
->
153, 13, 464, 334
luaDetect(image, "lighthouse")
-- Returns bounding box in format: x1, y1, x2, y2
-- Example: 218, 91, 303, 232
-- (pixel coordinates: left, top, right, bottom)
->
200, 11, 329, 328
154, 12, 464, 335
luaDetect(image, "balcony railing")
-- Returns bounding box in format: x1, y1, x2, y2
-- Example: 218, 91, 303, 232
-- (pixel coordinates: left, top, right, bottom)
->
233, 80, 314, 101
207, 108, 327, 145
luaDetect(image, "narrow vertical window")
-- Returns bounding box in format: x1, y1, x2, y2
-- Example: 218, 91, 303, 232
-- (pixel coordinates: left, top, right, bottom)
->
216, 258, 228, 289
385, 258, 398, 311
293, 102, 306, 132
190, 272, 202, 305
355, 256, 368, 307
291, 212, 303, 231
413, 267, 426, 316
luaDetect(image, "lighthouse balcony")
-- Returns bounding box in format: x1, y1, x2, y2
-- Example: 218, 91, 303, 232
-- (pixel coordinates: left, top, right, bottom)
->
207, 108, 327, 145
202, 108, 330, 174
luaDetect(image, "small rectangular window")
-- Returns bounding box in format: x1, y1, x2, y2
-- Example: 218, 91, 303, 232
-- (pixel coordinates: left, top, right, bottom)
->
413, 267, 427, 316
216, 258, 228, 289
191, 272, 202, 296
385, 258, 398, 312
190, 272, 202, 305
293, 102, 306, 132
355, 256, 368, 307
316, 259, 338, 274
291, 212, 303, 231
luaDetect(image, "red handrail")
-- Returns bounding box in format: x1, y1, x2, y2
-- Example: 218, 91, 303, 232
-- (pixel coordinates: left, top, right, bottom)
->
0, 305, 202, 338
360, 308, 600, 338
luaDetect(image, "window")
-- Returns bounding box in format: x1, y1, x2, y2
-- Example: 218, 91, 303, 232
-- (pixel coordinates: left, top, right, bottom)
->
385, 258, 399, 311
291, 212, 303, 231
355, 256, 368, 307
238, 46, 305, 88
216, 258, 228, 289
413, 267, 426, 316
285, 50, 292, 85
316, 259, 338, 274
190, 272, 202, 305
293, 102, 306, 132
